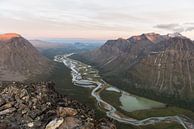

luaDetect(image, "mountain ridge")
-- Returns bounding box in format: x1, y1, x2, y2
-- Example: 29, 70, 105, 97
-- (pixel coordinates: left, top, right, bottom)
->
71, 33, 194, 109
0, 33, 21, 40
0, 33, 54, 81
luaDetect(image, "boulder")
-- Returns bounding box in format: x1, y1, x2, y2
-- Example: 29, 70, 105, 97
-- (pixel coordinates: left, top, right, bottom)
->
57, 107, 77, 117
0, 108, 16, 116
0, 98, 5, 107
27, 122, 34, 128
58, 117, 81, 129
45, 117, 64, 129
0, 102, 14, 111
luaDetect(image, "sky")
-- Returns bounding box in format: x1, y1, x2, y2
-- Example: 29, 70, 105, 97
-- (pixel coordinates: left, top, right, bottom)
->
0, 0, 194, 40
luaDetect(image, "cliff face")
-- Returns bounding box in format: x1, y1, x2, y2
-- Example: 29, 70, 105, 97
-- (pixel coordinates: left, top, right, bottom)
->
0, 82, 116, 129
72, 33, 194, 100
128, 37, 194, 98
0, 33, 53, 81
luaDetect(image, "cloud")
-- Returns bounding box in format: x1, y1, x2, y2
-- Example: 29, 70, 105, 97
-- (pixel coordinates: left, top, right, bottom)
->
183, 22, 194, 25
0, 0, 194, 39
185, 27, 194, 31
154, 23, 194, 33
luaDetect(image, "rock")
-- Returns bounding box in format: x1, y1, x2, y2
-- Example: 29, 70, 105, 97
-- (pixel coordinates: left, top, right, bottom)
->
0, 122, 19, 129
0, 98, 5, 107
0, 123, 7, 129
80, 122, 94, 129
58, 117, 81, 129
0, 108, 16, 116
96, 118, 117, 129
32, 97, 38, 106
28, 109, 42, 119
27, 122, 34, 128
0, 82, 116, 129
19, 89, 28, 98
57, 107, 77, 117
0, 102, 14, 111
0, 123, 16, 129
21, 95, 29, 102
21, 108, 28, 115
45, 117, 64, 129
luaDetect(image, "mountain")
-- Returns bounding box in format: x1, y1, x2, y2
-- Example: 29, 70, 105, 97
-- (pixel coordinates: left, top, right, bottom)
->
71, 33, 194, 107
0, 33, 53, 81
75, 33, 168, 73
30, 40, 66, 51
30, 39, 103, 60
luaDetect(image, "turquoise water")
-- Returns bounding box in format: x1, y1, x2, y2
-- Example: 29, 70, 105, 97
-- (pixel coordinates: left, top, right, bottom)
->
105, 86, 165, 112
119, 91, 165, 112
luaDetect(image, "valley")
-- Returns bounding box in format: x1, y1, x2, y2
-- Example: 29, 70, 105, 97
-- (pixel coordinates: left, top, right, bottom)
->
1, 32, 194, 129
71, 33, 194, 111
1, 0, 194, 128
54, 54, 194, 129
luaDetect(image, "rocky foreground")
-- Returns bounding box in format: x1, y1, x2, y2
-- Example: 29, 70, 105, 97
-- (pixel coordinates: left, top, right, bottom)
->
0, 81, 116, 129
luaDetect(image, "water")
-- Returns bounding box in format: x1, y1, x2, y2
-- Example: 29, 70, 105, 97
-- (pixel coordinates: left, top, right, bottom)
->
119, 91, 165, 112
54, 54, 194, 129
103, 86, 165, 112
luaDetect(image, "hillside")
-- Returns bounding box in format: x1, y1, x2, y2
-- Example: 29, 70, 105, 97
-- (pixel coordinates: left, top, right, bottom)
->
71, 33, 194, 109
0, 33, 53, 81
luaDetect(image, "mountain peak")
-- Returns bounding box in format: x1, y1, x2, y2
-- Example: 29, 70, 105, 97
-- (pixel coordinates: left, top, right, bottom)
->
0, 33, 53, 81
129, 32, 165, 43
142, 33, 162, 42
142, 32, 159, 36
0, 33, 21, 40
167, 32, 186, 39
117, 38, 128, 41
76, 32, 194, 103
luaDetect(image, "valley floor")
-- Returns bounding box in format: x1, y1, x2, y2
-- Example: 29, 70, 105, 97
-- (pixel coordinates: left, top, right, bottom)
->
32, 54, 194, 129
61, 54, 194, 129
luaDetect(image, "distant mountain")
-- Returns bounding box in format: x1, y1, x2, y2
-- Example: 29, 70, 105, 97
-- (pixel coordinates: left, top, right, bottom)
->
71, 33, 194, 105
30, 40, 66, 51
0, 33, 53, 81
44, 38, 105, 44
30, 39, 103, 59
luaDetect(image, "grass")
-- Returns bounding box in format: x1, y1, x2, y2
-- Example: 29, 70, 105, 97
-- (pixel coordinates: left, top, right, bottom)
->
100, 90, 122, 108
101, 88, 194, 119
43, 62, 106, 119
100, 87, 194, 129
36, 57, 192, 129
129, 106, 194, 120
116, 122, 184, 129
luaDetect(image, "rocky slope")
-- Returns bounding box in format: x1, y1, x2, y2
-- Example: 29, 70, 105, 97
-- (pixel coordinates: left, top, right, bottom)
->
0, 81, 116, 129
71, 33, 194, 104
0, 33, 53, 81
78, 33, 168, 73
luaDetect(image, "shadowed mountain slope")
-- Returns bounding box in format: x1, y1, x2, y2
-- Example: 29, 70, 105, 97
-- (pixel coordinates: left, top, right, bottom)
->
71, 33, 194, 107
0, 33, 54, 81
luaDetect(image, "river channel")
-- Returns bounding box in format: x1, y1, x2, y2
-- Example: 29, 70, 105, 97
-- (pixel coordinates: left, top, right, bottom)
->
54, 54, 194, 129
